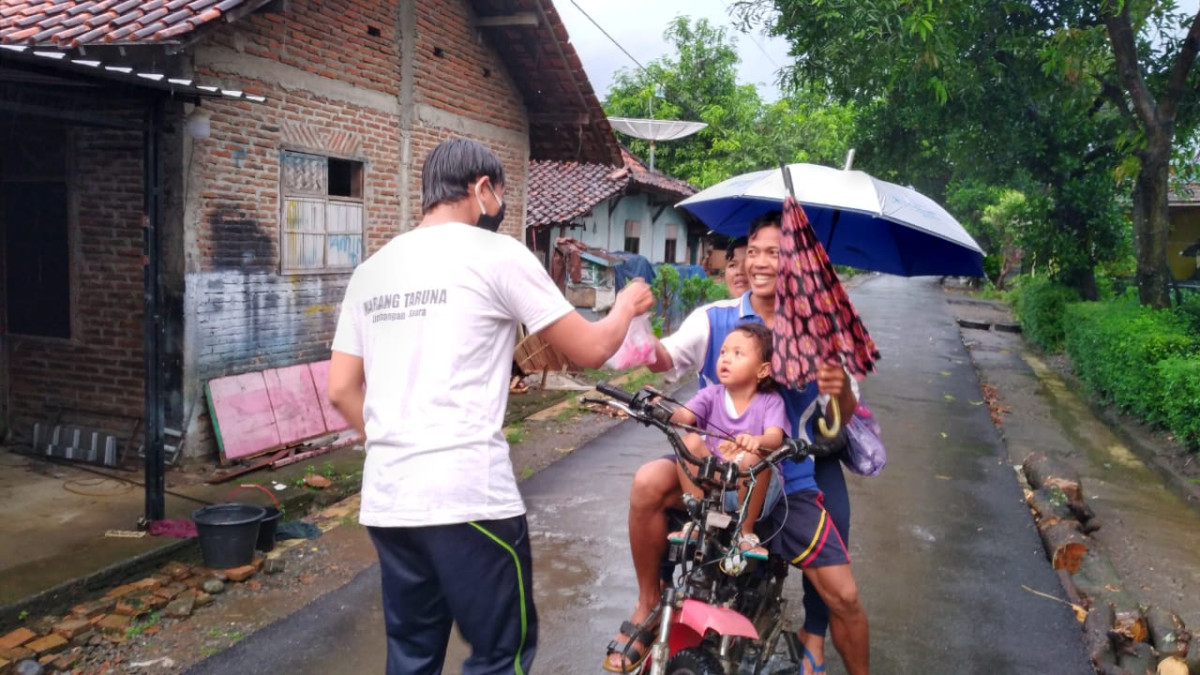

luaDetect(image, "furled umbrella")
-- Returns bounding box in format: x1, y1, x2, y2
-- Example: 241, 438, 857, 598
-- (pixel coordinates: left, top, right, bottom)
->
772, 171, 881, 436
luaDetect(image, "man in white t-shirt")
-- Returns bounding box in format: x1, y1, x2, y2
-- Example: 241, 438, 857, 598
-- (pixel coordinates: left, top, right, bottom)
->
328, 138, 653, 675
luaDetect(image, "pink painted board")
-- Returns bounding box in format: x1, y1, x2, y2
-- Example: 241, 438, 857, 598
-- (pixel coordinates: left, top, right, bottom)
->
263, 364, 327, 445
308, 360, 351, 432
207, 372, 283, 463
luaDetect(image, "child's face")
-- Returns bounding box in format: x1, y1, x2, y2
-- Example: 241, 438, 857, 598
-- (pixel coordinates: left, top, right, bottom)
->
716, 330, 769, 388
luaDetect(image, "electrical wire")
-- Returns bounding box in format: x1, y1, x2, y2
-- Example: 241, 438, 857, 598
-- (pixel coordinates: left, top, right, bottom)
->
567, 0, 651, 75
564, 0, 713, 126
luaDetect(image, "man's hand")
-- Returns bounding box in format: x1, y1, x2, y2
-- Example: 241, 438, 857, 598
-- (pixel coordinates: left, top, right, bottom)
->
816, 361, 849, 397
615, 279, 654, 316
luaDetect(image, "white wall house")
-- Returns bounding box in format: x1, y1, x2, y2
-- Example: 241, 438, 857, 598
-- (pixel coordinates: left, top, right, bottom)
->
526, 148, 706, 268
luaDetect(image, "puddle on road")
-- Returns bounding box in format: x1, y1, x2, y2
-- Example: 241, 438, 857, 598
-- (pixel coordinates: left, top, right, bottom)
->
530, 531, 600, 613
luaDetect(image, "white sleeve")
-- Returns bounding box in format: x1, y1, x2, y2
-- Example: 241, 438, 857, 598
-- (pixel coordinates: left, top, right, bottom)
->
660, 305, 711, 381
331, 272, 364, 357
497, 239, 574, 333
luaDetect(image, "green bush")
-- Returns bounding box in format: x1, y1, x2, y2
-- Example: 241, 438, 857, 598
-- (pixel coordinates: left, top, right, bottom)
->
1155, 356, 1200, 449
1175, 293, 1200, 332
1063, 299, 1196, 423
1011, 278, 1079, 352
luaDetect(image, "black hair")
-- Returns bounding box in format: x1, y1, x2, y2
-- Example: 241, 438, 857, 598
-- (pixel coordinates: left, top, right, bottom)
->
731, 322, 778, 392
420, 138, 506, 214
747, 211, 782, 242
725, 236, 748, 259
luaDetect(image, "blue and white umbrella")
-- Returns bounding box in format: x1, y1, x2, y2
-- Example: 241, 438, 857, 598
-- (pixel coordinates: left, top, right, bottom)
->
677, 163, 986, 277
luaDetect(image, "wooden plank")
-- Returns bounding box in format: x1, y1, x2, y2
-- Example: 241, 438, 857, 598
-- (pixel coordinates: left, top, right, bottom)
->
308, 360, 350, 432
264, 364, 327, 446
206, 372, 283, 464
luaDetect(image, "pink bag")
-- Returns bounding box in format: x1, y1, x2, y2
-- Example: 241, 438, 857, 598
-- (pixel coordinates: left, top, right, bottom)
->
605, 314, 658, 370
842, 402, 886, 477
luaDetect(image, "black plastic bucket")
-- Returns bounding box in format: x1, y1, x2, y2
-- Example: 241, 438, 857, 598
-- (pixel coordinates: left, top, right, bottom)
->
256, 506, 282, 553
192, 503, 266, 569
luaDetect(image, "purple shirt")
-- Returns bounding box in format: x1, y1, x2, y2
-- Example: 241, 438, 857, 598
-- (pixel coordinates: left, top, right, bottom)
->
685, 385, 790, 460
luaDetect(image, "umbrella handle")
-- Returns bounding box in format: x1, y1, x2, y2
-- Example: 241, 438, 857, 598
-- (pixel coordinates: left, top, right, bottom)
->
818, 402, 841, 438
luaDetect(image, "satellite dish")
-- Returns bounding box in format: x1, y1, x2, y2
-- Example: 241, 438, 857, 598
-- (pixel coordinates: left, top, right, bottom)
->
607, 117, 707, 171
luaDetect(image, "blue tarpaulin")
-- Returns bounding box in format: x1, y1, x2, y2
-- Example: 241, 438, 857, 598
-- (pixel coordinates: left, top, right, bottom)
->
612, 252, 656, 291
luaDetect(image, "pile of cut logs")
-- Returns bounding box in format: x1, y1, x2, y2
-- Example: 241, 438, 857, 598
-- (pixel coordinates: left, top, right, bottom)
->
1021, 452, 1200, 675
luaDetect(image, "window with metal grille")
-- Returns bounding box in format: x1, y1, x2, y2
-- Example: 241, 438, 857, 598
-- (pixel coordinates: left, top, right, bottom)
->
280, 151, 364, 273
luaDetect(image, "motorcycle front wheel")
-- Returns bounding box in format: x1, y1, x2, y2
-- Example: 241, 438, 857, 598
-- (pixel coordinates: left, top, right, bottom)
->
664, 647, 724, 675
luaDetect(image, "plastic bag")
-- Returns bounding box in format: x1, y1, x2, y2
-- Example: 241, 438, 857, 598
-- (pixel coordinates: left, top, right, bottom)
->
842, 402, 886, 477
605, 314, 658, 370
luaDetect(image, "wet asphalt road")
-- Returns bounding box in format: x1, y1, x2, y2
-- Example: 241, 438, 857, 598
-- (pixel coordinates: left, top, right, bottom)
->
188, 276, 1090, 674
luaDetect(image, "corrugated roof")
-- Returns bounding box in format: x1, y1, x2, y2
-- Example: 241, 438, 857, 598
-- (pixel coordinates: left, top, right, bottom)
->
0, 0, 264, 47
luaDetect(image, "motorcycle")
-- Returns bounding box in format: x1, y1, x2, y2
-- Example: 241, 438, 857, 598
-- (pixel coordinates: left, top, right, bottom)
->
589, 383, 822, 675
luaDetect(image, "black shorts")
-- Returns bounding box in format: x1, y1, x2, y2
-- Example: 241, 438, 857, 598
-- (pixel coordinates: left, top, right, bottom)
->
766, 489, 850, 568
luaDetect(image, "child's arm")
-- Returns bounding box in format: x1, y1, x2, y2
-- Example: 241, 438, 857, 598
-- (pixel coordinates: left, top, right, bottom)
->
734, 426, 784, 456
671, 406, 697, 425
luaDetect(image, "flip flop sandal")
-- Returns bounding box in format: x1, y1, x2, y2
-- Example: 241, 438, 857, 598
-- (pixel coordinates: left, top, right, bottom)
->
667, 523, 700, 544
601, 616, 659, 674
737, 532, 769, 560
802, 645, 827, 674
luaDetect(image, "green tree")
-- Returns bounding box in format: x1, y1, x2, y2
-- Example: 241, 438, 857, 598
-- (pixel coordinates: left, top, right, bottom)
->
603, 17, 857, 188
1100, 2, 1200, 308
734, 0, 1200, 306
734, 0, 1147, 299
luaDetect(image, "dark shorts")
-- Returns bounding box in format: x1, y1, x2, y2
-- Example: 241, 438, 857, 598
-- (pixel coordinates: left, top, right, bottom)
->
766, 489, 850, 569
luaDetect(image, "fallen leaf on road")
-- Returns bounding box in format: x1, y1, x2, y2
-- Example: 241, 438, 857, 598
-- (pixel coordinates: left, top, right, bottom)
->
935, 475, 952, 480
940, 432, 948, 439
940, 371, 952, 376
970, 400, 984, 406
944, 394, 956, 402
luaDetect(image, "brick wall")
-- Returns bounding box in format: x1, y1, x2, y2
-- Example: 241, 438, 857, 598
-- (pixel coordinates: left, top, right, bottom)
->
182, 0, 530, 455
409, 0, 530, 239
3, 120, 146, 435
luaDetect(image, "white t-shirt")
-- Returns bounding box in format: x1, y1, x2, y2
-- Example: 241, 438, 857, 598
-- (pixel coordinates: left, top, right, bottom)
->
331, 223, 573, 527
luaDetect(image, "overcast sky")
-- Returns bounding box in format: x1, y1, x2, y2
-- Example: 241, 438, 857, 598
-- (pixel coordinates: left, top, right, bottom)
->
556, 0, 1200, 113
556, 0, 792, 106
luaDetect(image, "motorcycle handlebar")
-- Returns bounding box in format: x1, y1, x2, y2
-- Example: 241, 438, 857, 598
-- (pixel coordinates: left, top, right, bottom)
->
589, 384, 810, 481
595, 382, 637, 406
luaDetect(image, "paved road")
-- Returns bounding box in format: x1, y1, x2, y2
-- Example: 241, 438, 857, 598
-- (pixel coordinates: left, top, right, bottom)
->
188, 276, 1090, 674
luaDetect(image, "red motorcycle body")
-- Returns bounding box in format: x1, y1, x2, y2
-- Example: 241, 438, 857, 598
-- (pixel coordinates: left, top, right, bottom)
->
665, 598, 760, 655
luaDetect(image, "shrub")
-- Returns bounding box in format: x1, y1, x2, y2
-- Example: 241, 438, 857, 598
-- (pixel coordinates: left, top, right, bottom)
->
1063, 299, 1196, 423
1175, 293, 1200, 332
1155, 356, 1200, 450
1011, 278, 1079, 352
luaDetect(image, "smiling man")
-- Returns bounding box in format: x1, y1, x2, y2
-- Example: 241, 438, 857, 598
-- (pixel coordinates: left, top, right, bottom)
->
604, 213, 869, 675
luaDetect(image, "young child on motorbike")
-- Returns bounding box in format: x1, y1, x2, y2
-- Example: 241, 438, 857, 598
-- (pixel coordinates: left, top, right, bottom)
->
668, 322, 788, 559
